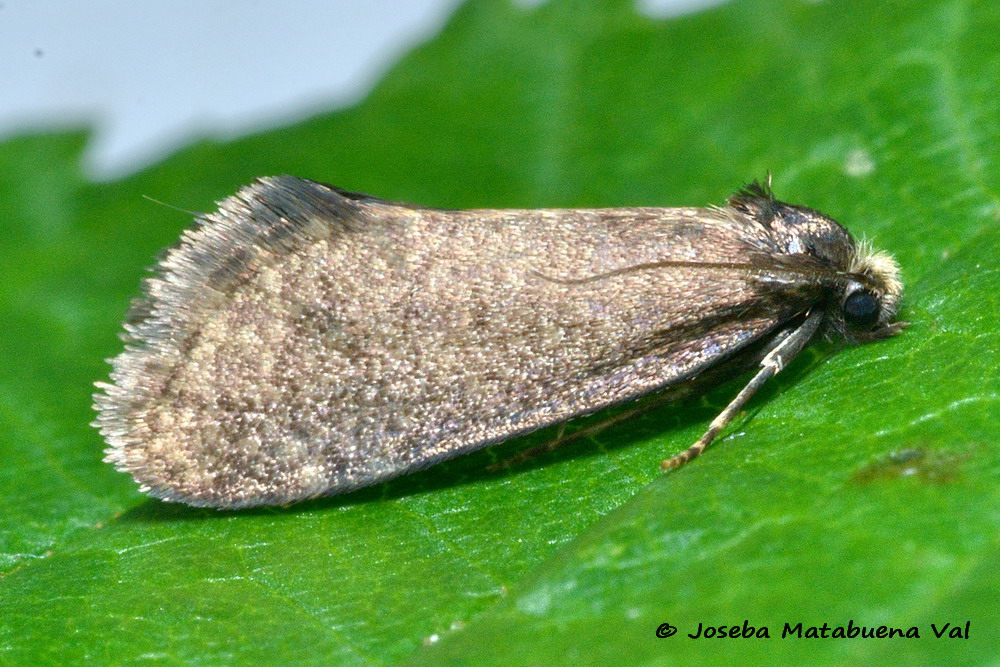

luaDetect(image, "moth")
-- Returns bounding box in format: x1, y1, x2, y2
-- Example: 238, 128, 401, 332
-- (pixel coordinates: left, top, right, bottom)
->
94, 176, 904, 508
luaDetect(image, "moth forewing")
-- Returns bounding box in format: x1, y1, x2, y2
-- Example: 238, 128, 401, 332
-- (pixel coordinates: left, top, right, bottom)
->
94, 177, 903, 508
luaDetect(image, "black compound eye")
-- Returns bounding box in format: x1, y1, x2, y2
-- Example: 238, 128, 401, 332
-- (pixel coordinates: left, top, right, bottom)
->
843, 290, 881, 328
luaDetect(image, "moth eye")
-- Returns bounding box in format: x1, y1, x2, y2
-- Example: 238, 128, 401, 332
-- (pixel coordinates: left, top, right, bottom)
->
843, 290, 881, 328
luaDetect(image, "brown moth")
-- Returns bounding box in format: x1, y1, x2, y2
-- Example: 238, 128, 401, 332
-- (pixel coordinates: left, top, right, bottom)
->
94, 176, 903, 508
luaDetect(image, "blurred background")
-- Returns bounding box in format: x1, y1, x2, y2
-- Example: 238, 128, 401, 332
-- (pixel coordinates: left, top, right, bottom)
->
1, 0, 720, 180
4, 1, 994, 664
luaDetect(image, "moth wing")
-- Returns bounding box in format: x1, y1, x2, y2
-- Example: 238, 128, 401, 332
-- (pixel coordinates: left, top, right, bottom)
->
96, 177, 818, 507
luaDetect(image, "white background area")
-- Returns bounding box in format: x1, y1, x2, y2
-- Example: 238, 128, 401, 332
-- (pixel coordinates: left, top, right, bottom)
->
0, 0, 723, 180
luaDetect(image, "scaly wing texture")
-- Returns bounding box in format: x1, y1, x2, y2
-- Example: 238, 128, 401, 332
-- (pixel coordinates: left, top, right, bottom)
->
95, 177, 820, 507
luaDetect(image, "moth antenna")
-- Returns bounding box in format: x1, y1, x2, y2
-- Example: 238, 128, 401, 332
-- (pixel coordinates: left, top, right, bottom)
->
141, 194, 203, 218
533, 260, 852, 286
661, 310, 824, 470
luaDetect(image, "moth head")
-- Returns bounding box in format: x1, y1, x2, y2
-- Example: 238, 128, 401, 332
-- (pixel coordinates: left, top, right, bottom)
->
729, 179, 904, 343
838, 240, 904, 342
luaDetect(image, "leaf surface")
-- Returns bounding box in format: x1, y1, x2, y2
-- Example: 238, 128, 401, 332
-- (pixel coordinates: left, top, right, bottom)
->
1, 0, 997, 664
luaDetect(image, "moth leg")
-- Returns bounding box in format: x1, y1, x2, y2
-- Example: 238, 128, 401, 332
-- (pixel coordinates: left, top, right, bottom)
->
486, 422, 568, 472
488, 390, 685, 472
661, 310, 825, 470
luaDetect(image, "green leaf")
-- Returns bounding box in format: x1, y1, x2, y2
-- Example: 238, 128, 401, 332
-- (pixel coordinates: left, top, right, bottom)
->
2, 0, 998, 664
